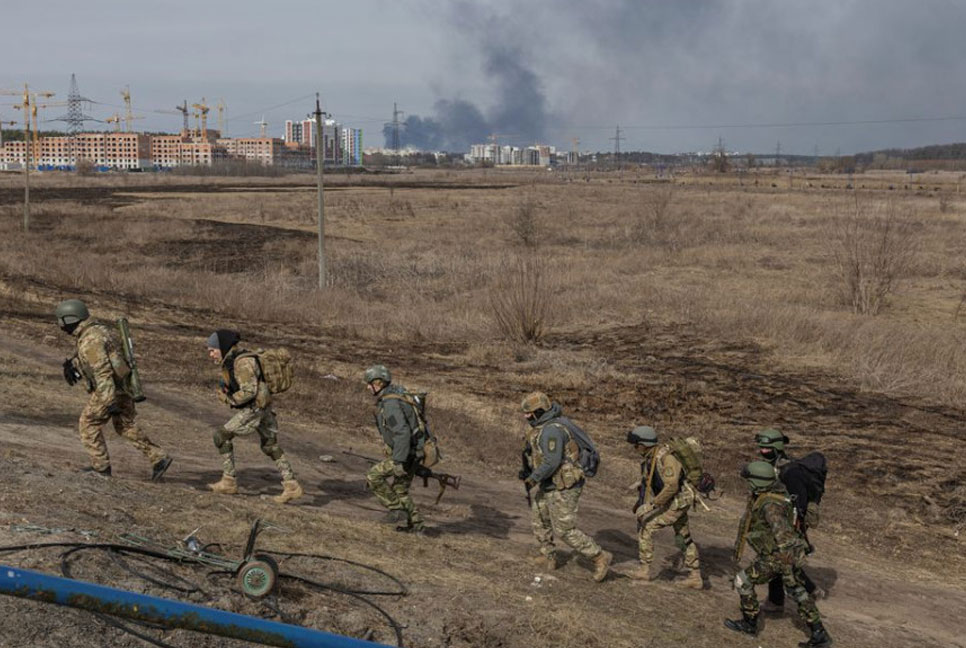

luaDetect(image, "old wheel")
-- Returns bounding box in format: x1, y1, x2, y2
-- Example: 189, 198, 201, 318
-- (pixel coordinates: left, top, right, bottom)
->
237, 554, 278, 598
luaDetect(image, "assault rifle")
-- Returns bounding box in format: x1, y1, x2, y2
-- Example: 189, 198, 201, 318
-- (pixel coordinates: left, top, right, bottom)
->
519, 444, 533, 507
342, 450, 461, 505
116, 318, 146, 402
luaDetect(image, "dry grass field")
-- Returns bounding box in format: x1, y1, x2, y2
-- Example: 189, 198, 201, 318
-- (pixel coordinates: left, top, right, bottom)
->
0, 167, 964, 647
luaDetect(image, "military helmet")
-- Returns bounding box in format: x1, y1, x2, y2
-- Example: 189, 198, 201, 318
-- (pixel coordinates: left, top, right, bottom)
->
520, 391, 552, 414
626, 425, 658, 446
741, 461, 778, 490
755, 428, 789, 450
364, 364, 391, 385
55, 299, 90, 328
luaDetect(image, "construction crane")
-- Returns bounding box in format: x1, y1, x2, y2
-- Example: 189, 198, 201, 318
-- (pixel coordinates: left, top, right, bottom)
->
0, 117, 16, 147
254, 116, 268, 138
216, 98, 227, 137
118, 86, 143, 132
105, 114, 122, 132
175, 100, 189, 135
192, 98, 210, 139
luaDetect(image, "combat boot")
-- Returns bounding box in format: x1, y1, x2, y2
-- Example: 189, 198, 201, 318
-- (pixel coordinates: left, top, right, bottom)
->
208, 474, 238, 495
81, 466, 112, 478
724, 613, 759, 636
531, 553, 558, 571
395, 522, 426, 535
382, 510, 408, 525
798, 622, 832, 648
272, 479, 304, 504
628, 563, 655, 581
151, 457, 173, 482
681, 570, 704, 590
592, 550, 612, 582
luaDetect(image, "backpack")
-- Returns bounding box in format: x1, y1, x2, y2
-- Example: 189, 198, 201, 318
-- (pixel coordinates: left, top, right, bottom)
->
552, 417, 600, 478
242, 348, 294, 394
667, 437, 716, 495
781, 451, 827, 528
380, 391, 441, 468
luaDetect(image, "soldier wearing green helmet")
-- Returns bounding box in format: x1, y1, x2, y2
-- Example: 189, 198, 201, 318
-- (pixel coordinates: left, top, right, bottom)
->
55, 299, 172, 481
364, 364, 426, 533
727, 461, 832, 648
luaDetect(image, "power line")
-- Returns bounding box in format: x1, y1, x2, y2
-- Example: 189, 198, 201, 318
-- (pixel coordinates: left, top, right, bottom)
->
551, 114, 966, 132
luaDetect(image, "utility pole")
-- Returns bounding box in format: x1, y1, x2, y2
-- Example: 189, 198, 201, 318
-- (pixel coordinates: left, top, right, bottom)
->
313, 94, 327, 289
775, 141, 782, 167
610, 125, 624, 180
3, 84, 51, 232
391, 102, 403, 167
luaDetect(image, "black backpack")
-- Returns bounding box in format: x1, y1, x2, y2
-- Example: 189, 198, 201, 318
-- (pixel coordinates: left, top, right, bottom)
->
789, 451, 827, 504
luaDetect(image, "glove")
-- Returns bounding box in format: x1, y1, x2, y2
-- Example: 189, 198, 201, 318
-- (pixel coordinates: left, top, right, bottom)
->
106, 402, 122, 417
524, 478, 537, 489
635, 503, 655, 519
62, 359, 80, 386
392, 463, 408, 478
518, 469, 530, 481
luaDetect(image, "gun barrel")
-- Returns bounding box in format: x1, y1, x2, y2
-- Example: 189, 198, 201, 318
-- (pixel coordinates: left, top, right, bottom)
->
116, 318, 146, 402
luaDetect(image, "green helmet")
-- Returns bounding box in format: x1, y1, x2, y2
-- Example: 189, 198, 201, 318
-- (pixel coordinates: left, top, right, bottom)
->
364, 364, 391, 385
520, 391, 551, 414
626, 425, 658, 446
741, 461, 778, 491
55, 299, 90, 328
755, 428, 789, 450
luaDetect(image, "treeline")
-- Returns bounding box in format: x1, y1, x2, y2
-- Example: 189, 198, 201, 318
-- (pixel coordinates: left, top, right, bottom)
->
855, 142, 966, 163
0, 129, 67, 141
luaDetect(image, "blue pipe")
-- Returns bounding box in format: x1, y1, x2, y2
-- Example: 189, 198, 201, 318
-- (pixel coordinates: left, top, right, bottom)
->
0, 565, 391, 648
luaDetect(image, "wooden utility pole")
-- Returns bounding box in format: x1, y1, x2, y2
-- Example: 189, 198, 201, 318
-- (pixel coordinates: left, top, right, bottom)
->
313, 94, 326, 289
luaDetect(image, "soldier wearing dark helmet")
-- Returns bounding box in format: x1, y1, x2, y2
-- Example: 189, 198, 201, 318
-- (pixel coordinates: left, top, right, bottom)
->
364, 364, 426, 533
727, 461, 832, 648
55, 299, 172, 481
519, 391, 611, 582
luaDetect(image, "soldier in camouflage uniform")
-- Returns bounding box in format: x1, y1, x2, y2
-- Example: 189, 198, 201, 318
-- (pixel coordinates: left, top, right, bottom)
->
626, 426, 703, 588
519, 391, 611, 582
364, 365, 425, 533
206, 330, 303, 504
55, 299, 172, 480
727, 461, 832, 648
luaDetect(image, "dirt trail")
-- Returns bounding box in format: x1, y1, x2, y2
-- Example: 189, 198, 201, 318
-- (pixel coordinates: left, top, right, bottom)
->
1, 331, 965, 648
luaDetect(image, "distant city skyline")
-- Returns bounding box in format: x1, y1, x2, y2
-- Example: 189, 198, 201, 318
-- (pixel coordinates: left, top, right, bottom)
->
3, 1, 966, 155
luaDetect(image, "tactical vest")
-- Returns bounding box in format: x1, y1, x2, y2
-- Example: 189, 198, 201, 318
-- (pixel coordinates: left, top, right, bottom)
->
222, 350, 271, 409
531, 422, 584, 490
77, 322, 131, 395
744, 493, 794, 555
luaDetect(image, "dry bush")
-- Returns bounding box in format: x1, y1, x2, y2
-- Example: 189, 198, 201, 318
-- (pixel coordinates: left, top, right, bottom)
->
503, 198, 541, 247
827, 198, 920, 315
488, 256, 551, 344
631, 184, 676, 247
939, 192, 951, 213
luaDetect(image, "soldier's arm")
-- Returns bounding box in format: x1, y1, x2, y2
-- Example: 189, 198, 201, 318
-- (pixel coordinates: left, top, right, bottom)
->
382, 399, 413, 464
528, 425, 566, 483
763, 501, 806, 553
651, 452, 683, 508
227, 357, 259, 407
80, 334, 116, 410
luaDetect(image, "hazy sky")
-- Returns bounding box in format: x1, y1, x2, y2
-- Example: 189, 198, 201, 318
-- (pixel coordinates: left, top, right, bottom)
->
3, 0, 965, 154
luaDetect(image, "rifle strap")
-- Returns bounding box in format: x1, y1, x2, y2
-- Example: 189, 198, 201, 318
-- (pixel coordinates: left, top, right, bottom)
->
643, 448, 659, 505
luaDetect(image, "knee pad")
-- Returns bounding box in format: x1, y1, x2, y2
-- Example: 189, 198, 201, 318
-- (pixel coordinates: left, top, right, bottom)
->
213, 429, 232, 453
261, 442, 284, 461
735, 570, 751, 592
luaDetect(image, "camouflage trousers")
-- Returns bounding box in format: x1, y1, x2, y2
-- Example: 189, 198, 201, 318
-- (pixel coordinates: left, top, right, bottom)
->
638, 489, 700, 571
214, 406, 295, 481
79, 392, 167, 472
531, 485, 602, 560
735, 552, 821, 624
366, 459, 423, 527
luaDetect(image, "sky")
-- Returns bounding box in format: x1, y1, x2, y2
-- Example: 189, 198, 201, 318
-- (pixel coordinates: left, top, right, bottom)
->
2, 0, 966, 155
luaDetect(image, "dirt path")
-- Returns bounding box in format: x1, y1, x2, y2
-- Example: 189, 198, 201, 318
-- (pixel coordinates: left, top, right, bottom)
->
1, 331, 965, 648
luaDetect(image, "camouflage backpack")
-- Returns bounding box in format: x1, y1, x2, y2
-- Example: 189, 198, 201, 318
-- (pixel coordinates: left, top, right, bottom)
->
552, 417, 600, 478
380, 391, 441, 468
667, 437, 716, 495
241, 348, 294, 394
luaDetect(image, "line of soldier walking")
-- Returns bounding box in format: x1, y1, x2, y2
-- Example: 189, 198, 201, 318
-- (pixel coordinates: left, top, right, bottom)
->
53, 299, 831, 648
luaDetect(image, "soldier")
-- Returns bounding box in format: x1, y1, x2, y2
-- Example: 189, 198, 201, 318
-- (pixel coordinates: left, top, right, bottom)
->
727, 461, 832, 648
519, 391, 611, 582
206, 330, 303, 504
55, 299, 172, 480
363, 365, 425, 534
626, 426, 703, 588
756, 429, 823, 610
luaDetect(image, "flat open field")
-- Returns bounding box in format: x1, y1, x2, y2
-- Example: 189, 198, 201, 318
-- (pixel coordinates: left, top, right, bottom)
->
0, 167, 964, 647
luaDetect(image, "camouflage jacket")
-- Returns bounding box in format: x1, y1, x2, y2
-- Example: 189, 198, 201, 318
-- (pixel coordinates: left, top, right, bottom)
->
738, 485, 808, 558
528, 403, 584, 491
640, 444, 686, 509
220, 348, 271, 409
71, 320, 131, 411
374, 384, 425, 465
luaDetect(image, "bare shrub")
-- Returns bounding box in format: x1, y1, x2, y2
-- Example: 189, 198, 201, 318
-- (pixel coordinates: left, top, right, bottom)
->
939, 192, 951, 213
489, 257, 551, 343
827, 198, 920, 315
504, 198, 541, 247
632, 184, 676, 247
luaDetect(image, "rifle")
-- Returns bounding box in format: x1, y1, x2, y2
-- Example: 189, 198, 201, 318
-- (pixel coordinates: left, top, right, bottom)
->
342, 450, 461, 505
62, 355, 82, 387
520, 444, 533, 507
116, 318, 146, 402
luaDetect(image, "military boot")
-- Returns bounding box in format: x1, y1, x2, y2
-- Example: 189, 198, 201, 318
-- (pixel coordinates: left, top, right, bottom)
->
798, 622, 832, 648
208, 474, 238, 495
382, 510, 408, 525
628, 563, 655, 581
681, 570, 704, 590
592, 550, 613, 582
81, 466, 112, 478
724, 613, 759, 636
151, 457, 173, 482
273, 479, 304, 504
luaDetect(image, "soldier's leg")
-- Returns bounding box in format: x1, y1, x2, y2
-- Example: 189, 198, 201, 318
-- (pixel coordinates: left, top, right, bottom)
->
215, 408, 260, 477
548, 486, 602, 559
255, 409, 296, 481
110, 395, 167, 465
671, 511, 700, 571
767, 576, 786, 607
366, 459, 403, 510
638, 507, 680, 565
782, 566, 822, 626
78, 397, 112, 472
530, 489, 556, 559
735, 556, 782, 619
391, 471, 422, 527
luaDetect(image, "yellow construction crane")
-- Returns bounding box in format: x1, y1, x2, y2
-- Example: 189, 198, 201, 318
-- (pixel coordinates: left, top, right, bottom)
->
106, 114, 122, 132
175, 100, 190, 135
120, 86, 136, 132
192, 98, 210, 139
216, 98, 227, 137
